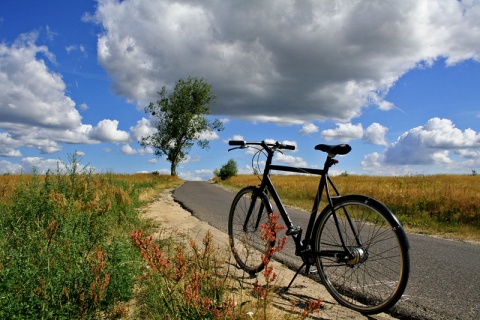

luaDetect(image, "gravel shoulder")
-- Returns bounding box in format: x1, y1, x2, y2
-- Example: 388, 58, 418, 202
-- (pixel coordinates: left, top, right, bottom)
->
140, 188, 398, 320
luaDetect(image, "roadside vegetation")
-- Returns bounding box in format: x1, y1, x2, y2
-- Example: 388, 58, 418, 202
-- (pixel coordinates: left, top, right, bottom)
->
214, 174, 480, 242
0, 154, 183, 319
214, 159, 238, 180
0, 156, 323, 319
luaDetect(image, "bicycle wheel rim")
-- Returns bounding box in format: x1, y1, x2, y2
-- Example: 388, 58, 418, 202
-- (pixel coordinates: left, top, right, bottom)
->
315, 199, 409, 314
228, 187, 271, 273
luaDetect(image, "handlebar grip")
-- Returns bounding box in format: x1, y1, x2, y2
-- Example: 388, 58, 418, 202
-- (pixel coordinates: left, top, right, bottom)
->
282, 144, 296, 151
229, 140, 245, 146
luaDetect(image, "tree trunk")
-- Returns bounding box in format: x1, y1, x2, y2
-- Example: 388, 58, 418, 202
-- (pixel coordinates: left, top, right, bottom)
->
170, 160, 177, 176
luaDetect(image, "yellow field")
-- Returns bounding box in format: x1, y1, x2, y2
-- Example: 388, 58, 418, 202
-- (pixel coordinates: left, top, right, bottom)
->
216, 174, 480, 241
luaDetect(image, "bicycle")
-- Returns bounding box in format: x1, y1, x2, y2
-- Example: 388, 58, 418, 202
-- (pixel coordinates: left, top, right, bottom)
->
227, 140, 410, 314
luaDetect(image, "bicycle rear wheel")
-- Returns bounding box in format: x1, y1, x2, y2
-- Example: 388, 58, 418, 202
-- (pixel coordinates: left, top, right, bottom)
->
228, 186, 273, 274
313, 195, 410, 314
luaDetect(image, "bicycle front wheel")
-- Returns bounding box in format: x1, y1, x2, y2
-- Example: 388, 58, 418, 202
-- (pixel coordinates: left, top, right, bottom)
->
313, 195, 410, 314
228, 186, 273, 274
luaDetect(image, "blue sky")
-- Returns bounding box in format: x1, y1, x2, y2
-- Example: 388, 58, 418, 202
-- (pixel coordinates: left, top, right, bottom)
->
1, 0, 479, 180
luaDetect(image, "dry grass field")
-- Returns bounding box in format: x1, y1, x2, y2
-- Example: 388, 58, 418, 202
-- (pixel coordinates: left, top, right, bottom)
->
216, 174, 480, 242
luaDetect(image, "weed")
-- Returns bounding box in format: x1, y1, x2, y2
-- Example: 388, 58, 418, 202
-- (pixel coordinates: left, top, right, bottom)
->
0, 156, 180, 318
130, 229, 234, 319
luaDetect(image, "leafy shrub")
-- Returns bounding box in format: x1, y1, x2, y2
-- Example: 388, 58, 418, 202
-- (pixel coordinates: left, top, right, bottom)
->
214, 159, 238, 180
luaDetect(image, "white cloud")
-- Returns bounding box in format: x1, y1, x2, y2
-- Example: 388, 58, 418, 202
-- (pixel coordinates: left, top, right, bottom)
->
359, 118, 480, 174
196, 130, 220, 141
321, 122, 388, 145
92, 0, 480, 123
0, 148, 22, 157
300, 123, 319, 135
274, 153, 307, 167
232, 135, 244, 141
384, 118, 480, 165
0, 33, 131, 157
188, 155, 201, 163
0, 160, 22, 174
131, 117, 156, 142
0, 157, 65, 174
321, 123, 364, 142
179, 169, 214, 181
0, 132, 18, 149
361, 152, 415, 176
121, 144, 136, 155
121, 143, 153, 155
0, 32, 81, 129
89, 119, 130, 143
364, 123, 389, 146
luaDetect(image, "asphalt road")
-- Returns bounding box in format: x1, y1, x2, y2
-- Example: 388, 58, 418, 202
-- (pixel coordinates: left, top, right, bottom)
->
173, 181, 480, 320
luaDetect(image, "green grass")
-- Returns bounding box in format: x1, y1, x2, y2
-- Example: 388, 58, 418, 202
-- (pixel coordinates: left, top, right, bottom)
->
1, 157, 323, 319
0, 155, 181, 319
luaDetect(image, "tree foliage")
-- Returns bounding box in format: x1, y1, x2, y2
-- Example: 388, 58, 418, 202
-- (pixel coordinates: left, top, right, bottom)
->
141, 77, 224, 176
214, 159, 238, 180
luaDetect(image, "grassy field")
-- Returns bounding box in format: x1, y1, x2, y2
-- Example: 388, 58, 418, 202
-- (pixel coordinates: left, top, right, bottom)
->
2, 153, 478, 319
0, 159, 324, 319
214, 174, 480, 242
0, 160, 182, 318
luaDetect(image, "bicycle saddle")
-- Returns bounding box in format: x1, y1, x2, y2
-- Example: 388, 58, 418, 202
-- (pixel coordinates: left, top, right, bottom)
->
315, 144, 352, 155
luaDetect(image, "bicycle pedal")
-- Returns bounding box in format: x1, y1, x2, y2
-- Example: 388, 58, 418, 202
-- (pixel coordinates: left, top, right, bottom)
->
286, 225, 302, 236
308, 267, 318, 275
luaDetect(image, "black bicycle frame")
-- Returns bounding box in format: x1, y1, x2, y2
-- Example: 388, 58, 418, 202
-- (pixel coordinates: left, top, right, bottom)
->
248, 142, 360, 260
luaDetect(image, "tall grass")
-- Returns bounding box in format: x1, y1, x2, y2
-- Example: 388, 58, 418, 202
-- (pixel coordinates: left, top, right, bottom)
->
215, 174, 480, 241
129, 217, 323, 319
1, 159, 323, 319
0, 155, 181, 319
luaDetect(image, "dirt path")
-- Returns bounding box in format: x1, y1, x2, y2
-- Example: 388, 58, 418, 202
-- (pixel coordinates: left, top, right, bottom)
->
140, 189, 398, 320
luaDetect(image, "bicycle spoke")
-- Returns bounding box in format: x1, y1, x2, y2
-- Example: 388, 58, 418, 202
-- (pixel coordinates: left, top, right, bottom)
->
315, 199, 409, 314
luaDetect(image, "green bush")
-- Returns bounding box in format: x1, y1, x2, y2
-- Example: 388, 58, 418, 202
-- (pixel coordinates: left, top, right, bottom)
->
214, 159, 238, 180
0, 155, 142, 319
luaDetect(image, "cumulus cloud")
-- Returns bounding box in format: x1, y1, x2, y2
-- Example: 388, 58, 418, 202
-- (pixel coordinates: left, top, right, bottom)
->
364, 123, 389, 146
179, 169, 214, 181
320, 122, 388, 145
0, 157, 64, 174
196, 130, 220, 141
360, 118, 480, 174
0, 148, 22, 157
321, 123, 364, 142
121, 144, 137, 155
0, 33, 131, 160
131, 117, 156, 142
121, 144, 153, 155
89, 119, 130, 143
300, 123, 319, 135
274, 153, 307, 167
92, 0, 480, 123
0, 32, 81, 129
360, 152, 414, 176
384, 118, 480, 165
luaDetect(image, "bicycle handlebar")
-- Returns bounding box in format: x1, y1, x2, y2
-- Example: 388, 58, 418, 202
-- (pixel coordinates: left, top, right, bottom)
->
228, 140, 296, 151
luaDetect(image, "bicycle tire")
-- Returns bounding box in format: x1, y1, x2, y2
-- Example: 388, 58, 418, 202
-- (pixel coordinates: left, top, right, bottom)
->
228, 186, 273, 274
313, 195, 410, 314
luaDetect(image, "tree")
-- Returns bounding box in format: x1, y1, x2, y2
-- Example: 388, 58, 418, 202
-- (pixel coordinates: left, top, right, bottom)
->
141, 77, 224, 176
214, 159, 238, 180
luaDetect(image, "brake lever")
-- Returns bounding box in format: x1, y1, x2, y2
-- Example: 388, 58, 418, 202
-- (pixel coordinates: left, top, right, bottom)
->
228, 146, 246, 152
